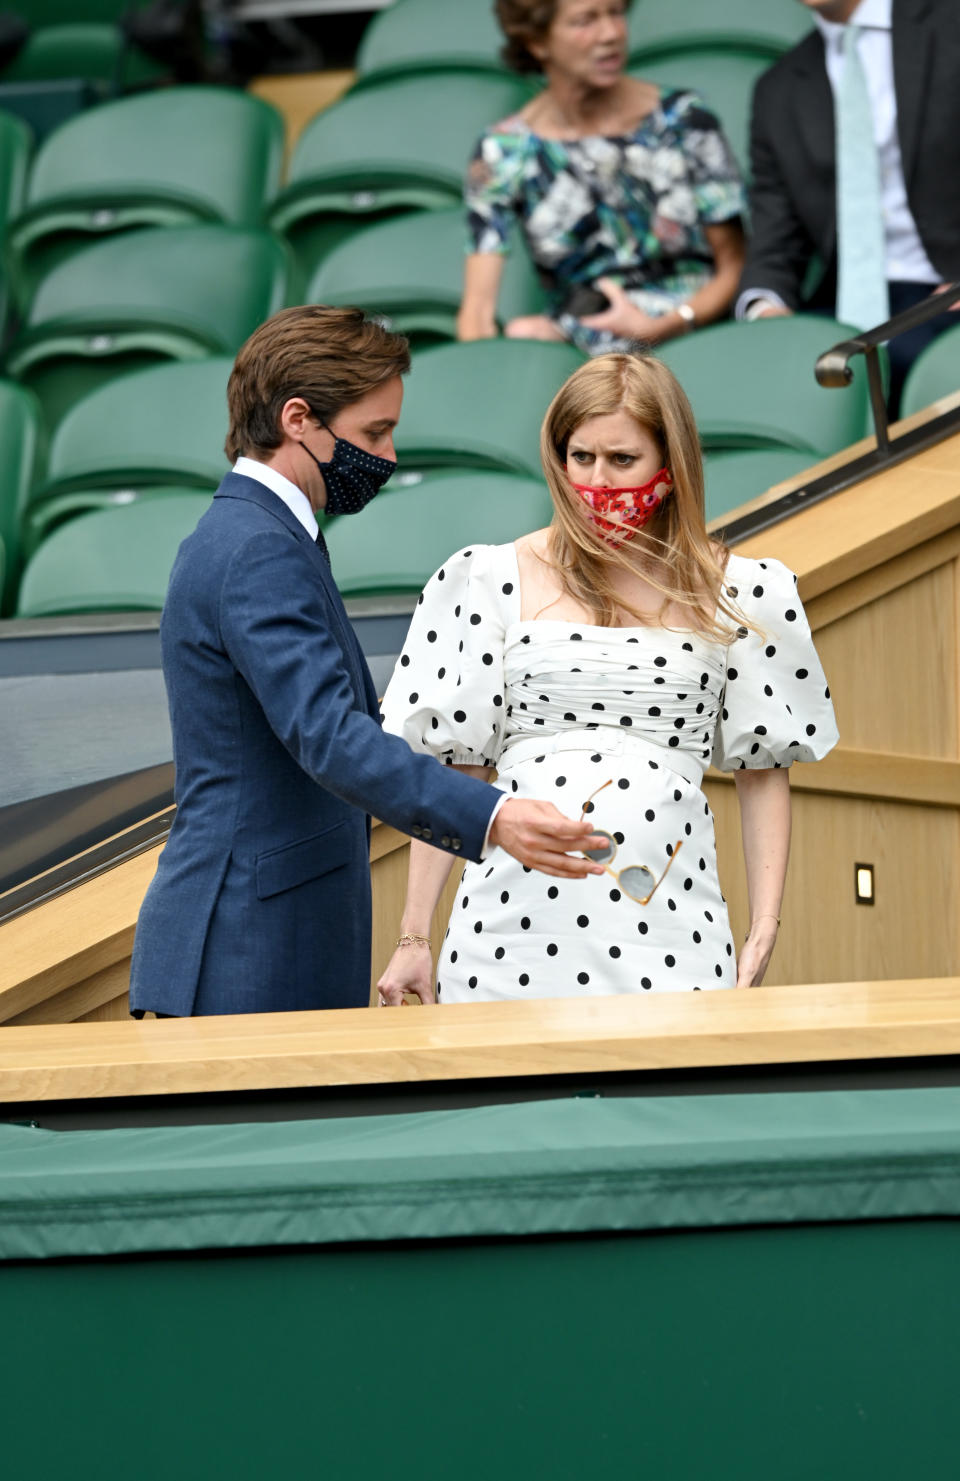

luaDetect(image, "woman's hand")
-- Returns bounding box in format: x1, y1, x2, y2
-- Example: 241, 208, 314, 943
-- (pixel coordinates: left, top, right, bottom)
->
377, 943, 435, 1006
735, 916, 779, 988
579, 278, 669, 342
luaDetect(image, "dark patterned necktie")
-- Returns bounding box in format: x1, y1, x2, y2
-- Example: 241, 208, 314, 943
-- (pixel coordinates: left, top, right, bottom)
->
315, 526, 331, 567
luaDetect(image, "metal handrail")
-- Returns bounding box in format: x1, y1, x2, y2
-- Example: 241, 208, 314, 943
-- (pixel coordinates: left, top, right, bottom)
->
815, 281, 960, 454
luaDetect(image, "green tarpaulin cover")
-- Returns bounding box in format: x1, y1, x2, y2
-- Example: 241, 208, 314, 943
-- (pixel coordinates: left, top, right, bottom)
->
3, 1088, 960, 1261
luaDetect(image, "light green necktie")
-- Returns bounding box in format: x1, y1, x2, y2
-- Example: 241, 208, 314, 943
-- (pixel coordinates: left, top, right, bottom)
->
835, 24, 889, 330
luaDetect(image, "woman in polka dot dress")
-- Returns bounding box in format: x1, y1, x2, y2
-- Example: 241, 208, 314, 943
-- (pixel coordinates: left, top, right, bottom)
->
379, 354, 838, 1002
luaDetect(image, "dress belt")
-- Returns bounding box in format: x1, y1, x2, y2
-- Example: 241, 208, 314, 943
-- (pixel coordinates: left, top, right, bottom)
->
497, 727, 705, 789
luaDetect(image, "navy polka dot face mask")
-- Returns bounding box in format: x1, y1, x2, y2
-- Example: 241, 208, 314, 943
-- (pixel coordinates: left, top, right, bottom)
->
301, 422, 397, 516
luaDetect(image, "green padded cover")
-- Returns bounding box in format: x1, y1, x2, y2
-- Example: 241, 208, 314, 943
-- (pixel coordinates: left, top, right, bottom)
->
628, 0, 812, 60
16, 488, 212, 616
395, 339, 586, 477
900, 321, 960, 419
657, 316, 873, 455
306, 206, 546, 336
37, 354, 232, 498
357, 0, 505, 81
703, 447, 814, 523
4, 1089, 960, 1261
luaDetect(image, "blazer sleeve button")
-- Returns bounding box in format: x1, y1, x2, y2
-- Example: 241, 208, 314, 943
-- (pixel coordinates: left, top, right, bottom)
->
441, 835, 451, 847
451, 838, 462, 850
421, 828, 433, 841
412, 825, 422, 837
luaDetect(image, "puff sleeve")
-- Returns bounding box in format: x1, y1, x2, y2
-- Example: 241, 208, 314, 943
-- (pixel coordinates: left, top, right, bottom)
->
381, 545, 511, 768
712, 557, 838, 771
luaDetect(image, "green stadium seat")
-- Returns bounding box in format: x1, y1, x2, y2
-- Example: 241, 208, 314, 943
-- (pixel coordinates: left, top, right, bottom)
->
12, 1, 139, 22
0, 109, 32, 338
657, 317, 873, 456
6, 86, 285, 307
325, 469, 553, 596
899, 323, 960, 420
268, 70, 534, 293
0, 23, 161, 88
355, 0, 505, 85
6, 226, 290, 429
394, 340, 586, 479
628, 0, 811, 61
16, 491, 213, 617
635, 48, 771, 178
26, 357, 230, 550
306, 208, 546, 351
703, 448, 815, 525
0, 379, 44, 614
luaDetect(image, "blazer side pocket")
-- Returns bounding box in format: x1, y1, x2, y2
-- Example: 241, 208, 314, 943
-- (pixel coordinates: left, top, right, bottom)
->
255, 821, 354, 900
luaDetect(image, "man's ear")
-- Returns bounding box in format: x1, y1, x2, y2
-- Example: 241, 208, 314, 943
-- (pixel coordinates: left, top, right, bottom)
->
278, 397, 313, 441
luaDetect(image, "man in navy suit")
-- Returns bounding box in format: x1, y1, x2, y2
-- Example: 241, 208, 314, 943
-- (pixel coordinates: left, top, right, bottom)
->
130, 306, 602, 1017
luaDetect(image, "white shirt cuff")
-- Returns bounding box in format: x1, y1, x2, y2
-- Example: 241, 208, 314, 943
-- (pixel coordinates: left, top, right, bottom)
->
480, 792, 509, 859
735, 288, 790, 321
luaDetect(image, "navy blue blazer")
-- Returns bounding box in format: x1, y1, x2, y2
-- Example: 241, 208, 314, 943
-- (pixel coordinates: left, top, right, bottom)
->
129, 472, 498, 1017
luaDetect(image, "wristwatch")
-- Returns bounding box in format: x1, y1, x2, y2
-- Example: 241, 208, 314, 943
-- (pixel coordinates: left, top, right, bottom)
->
675, 302, 696, 331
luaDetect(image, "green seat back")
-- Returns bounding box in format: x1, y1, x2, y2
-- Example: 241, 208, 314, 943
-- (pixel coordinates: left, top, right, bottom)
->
395, 340, 586, 479
16, 490, 213, 617
0, 109, 32, 337
0, 109, 31, 228
306, 208, 545, 350
8, 226, 290, 429
37, 355, 232, 501
636, 48, 771, 178
657, 317, 872, 456
900, 324, 960, 420
21, 482, 215, 560
702, 448, 815, 525
0, 23, 160, 86
12, 1, 139, 22
8, 86, 284, 303
356, 0, 505, 83
628, 0, 812, 60
326, 469, 553, 596
0, 378, 43, 613
269, 70, 533, 289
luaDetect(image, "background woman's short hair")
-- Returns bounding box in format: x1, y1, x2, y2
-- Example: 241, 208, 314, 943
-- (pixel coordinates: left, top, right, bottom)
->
225, 305, 410, 462
494, 0, 634, 74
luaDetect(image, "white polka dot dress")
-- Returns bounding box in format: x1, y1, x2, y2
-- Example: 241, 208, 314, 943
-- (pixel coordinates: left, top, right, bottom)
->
381, 544, 838, 1000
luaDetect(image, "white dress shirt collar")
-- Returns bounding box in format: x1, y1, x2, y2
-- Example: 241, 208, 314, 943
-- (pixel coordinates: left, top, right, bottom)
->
233, 455, 319, 540
813, 0, 891, 44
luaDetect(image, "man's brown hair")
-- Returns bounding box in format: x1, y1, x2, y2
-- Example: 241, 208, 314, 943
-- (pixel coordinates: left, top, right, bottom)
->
225, 304, 411, 461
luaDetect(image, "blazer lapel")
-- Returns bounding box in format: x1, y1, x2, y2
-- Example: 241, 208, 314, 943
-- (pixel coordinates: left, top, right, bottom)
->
215, 472, 377, 712
893, 0, 934, 187
790, 31, 836, 201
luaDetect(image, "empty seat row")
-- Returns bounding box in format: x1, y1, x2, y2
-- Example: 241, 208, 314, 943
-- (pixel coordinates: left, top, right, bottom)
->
7, 311, 940, 620
355, 0, 813, 87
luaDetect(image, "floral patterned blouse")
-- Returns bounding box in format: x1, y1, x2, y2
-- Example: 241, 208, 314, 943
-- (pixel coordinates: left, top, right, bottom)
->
465, 89, 745, 354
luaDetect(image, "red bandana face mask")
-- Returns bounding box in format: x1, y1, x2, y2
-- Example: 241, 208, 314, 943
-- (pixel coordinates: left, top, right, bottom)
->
570, 466, 673, 542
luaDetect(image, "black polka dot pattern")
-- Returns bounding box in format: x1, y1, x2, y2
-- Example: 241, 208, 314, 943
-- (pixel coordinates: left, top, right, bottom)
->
379, 546, 835, 1002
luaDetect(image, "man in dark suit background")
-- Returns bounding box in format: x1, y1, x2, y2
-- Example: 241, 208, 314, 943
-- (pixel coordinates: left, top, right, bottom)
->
737, 0, 960, 413
130, 306, 603, 1018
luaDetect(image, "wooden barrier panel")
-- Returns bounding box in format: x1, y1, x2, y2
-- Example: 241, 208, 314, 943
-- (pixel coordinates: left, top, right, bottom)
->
2, 977, 960, 1103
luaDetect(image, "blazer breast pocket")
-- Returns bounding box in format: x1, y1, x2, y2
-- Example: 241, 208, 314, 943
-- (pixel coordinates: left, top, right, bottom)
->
255, 821, 354, 900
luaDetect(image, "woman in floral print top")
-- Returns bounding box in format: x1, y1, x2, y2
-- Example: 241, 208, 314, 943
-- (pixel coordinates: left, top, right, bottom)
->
459, 0, 747, 355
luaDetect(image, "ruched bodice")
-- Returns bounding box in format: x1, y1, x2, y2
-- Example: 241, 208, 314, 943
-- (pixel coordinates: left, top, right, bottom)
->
502, 622, 726, 778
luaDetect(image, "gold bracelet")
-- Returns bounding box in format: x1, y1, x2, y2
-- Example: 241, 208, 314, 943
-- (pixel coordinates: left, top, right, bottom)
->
396, 933, 431, 949
751, 914, 781, 928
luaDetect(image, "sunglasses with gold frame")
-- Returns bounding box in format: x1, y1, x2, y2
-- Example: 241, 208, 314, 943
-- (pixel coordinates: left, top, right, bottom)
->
579, 779, 683, 904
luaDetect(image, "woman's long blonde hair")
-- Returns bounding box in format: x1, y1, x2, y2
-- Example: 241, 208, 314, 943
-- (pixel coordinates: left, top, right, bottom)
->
540, 353, 746, 643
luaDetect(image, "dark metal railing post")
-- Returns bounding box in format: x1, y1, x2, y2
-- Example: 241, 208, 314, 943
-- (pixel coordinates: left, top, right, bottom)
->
864, 346, 890, 455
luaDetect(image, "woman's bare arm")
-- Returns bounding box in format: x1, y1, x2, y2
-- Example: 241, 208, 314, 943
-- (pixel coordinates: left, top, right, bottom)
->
377, 764, 493, 1004
457, 253, 506, 340
732, 766, 791, 988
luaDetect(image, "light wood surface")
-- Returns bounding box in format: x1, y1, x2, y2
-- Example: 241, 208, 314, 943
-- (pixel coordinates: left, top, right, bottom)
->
2, 977, 959, 1102
248, 70, 354, 163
